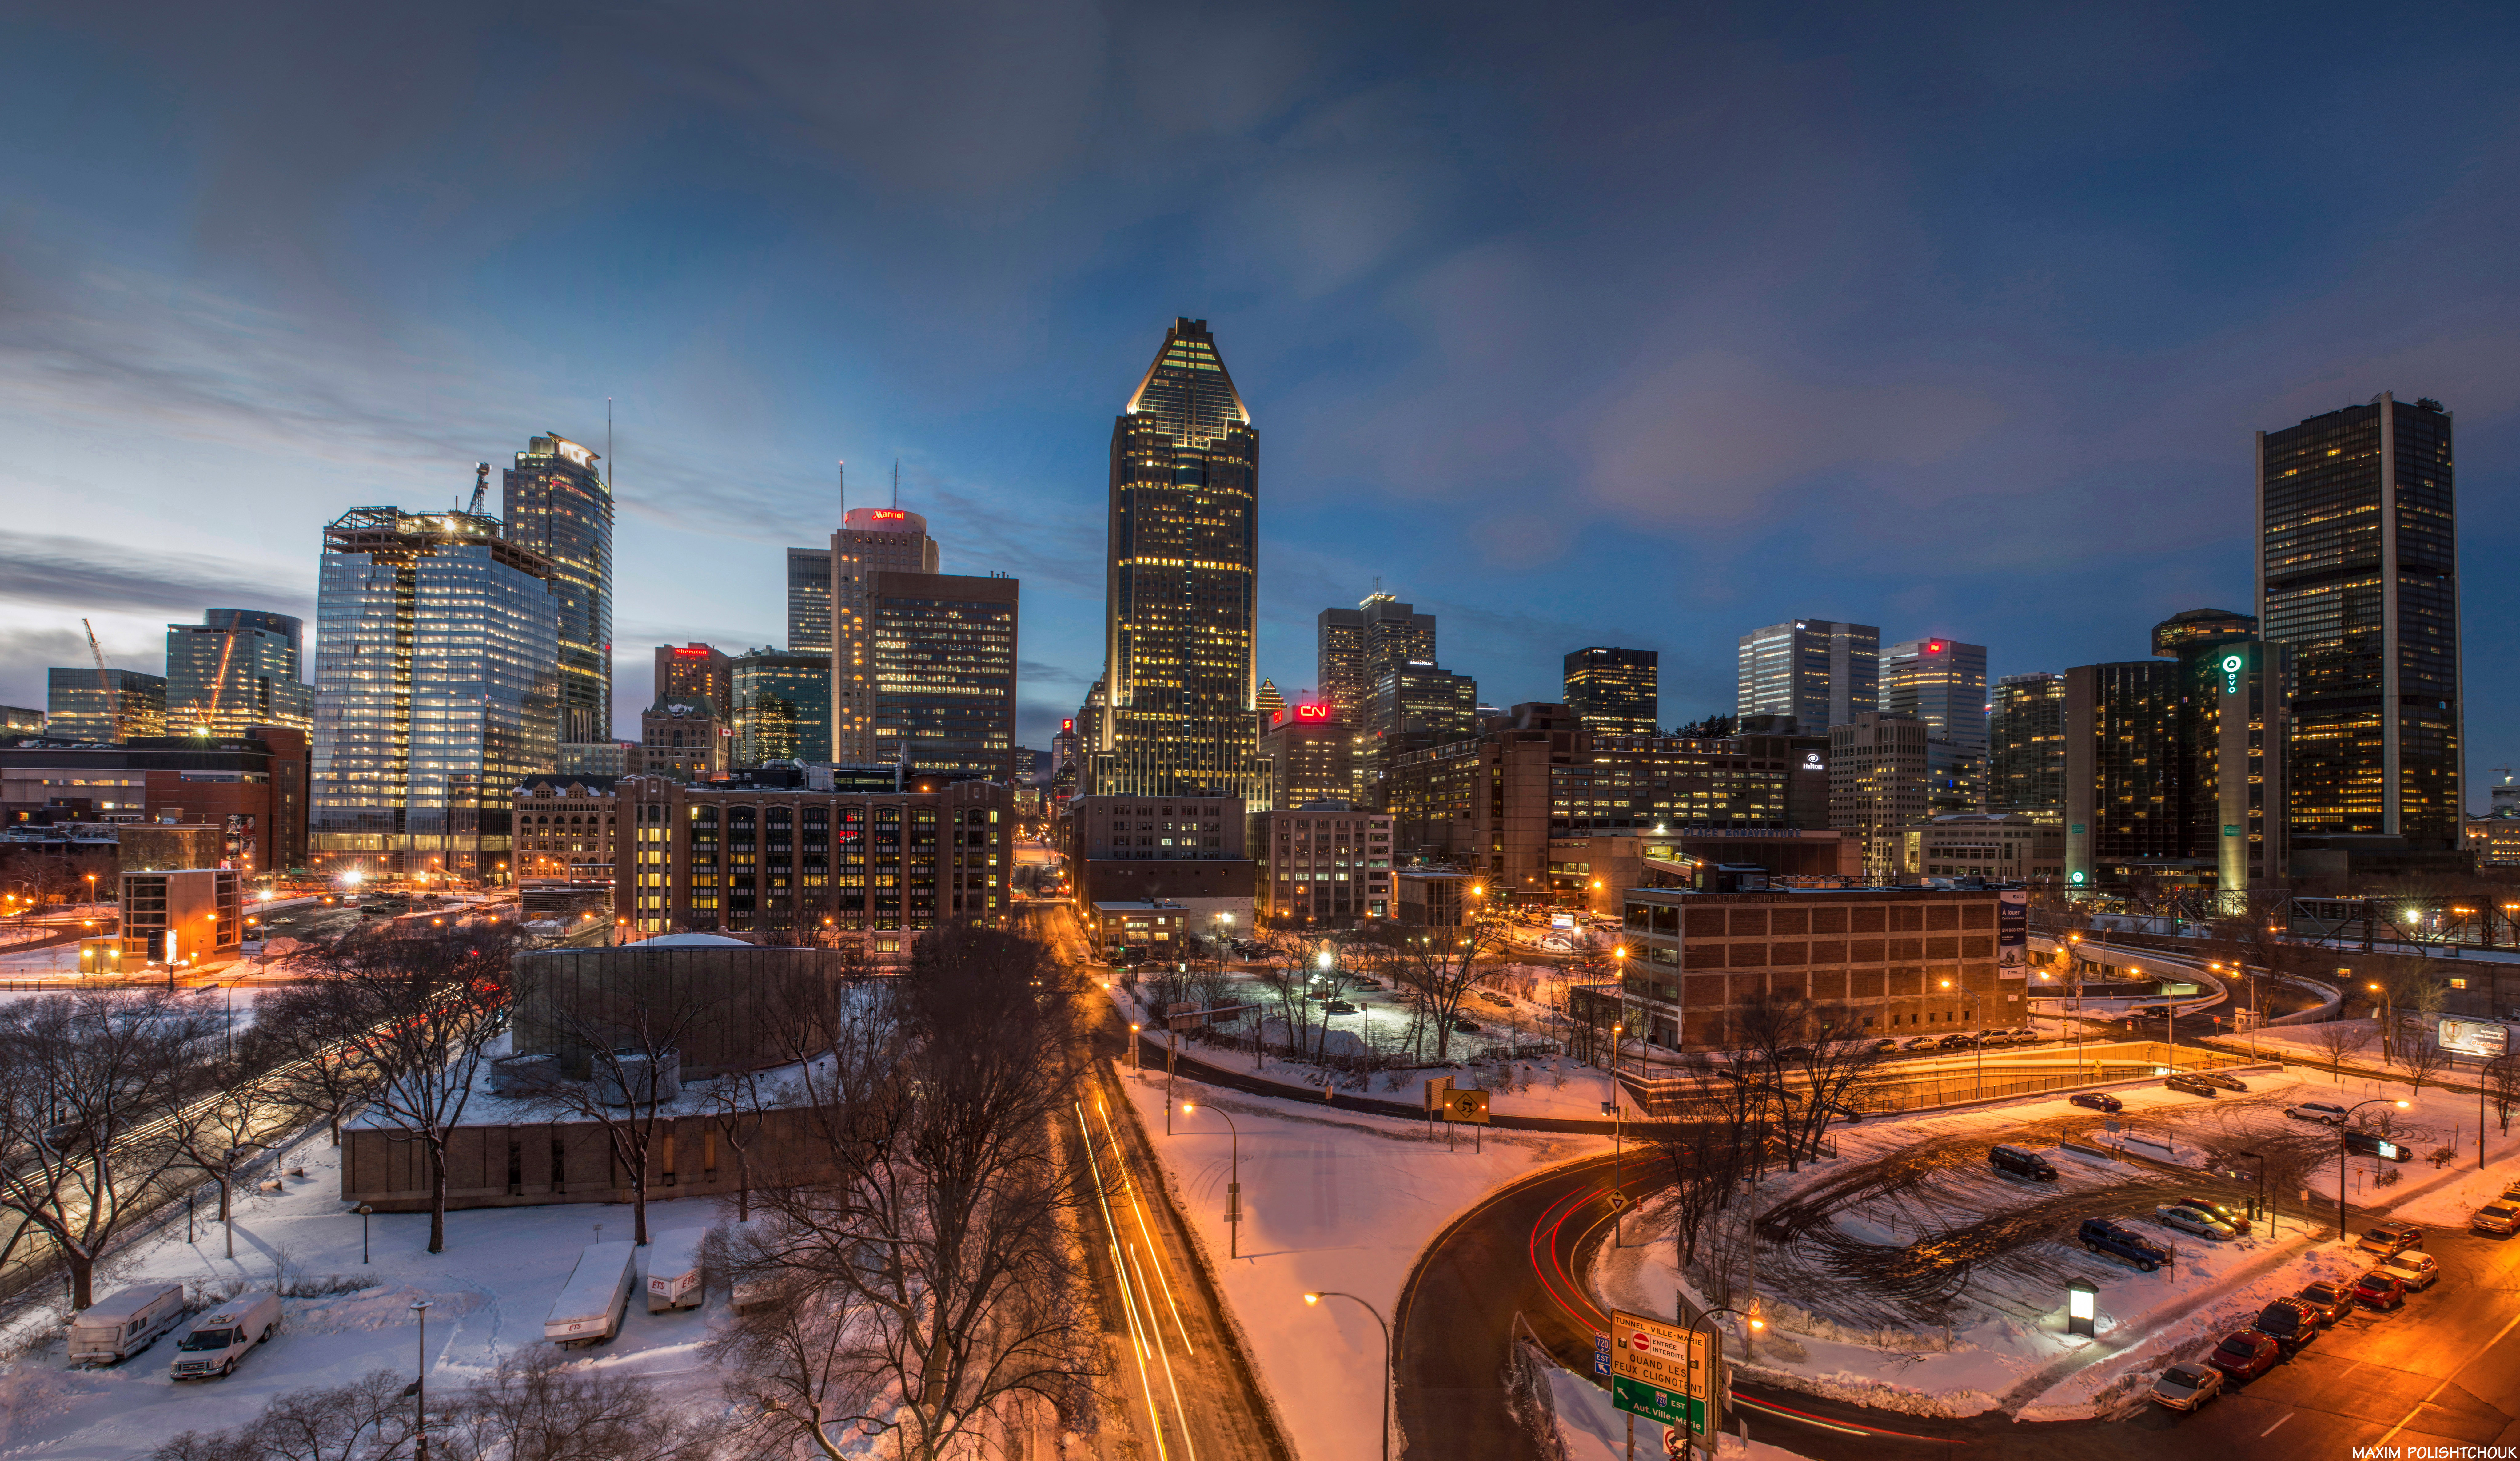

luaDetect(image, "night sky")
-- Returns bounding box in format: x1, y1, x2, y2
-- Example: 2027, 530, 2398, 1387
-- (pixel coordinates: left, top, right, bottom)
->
4, 2, 2516, 798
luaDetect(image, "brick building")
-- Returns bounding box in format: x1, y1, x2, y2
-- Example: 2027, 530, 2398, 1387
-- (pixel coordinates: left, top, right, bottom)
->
1252, 804, 1392, 927
513, 774, 619, 882
1605, 886, 2011, 1049
0, 728, 310, 875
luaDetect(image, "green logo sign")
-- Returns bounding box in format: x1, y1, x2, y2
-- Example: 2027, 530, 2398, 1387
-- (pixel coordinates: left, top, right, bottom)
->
2219, 653, 2244, 695
2069, 871, 2087, 885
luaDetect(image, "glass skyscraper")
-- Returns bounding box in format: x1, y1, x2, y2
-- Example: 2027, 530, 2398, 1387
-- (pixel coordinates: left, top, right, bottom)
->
1089, 318, 1266, 800
1988, 672, 2065, 818
310, 507, 560, 877
786, 547, 833, 654
831, 507, 940, 762
45, 667, 167, 742
732, 648, 833, 767
2257, 393, 2459, 851
502, 434, 614, 746
166, 609, 313, 738
1736, 619, 1879, 732
871, 572, 1017, 781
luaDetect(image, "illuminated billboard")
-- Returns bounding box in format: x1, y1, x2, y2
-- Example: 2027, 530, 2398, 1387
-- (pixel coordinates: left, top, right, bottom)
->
2439, 1018, 2510, 1058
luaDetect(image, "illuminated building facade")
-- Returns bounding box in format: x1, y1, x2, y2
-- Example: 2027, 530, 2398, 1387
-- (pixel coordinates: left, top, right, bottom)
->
501, 435, 614, 748
787, 546, 834, 654
731, 649, 832, 767
1253, 805, 1393, 927
1318, 593, 1437, 722
1258, 702, 1353, 813
1088, 318, 1266, 801
310, 507, 560, 878
831, 507, 940, 762
2256, 393, 2460, 854
1988, 672, 2066, 818
166, 610, 312, 740
1880, 638, 1988, 815
1564, 646, 1659, 737
654, 643, 733, 721
45, 668, 167, 743
869, 571, 1017, 781
1828, 711, 1929, 878
633, 696, 728, 784
1737, 619, 1879, 731
512, 773, 618, 882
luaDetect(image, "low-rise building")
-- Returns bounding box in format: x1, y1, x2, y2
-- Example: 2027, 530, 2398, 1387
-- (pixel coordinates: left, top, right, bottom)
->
1898, 812, 2065, 883
514, 774, 620, 882
632, 698, 729, 783
2466, 816, 2520, 868
1065, 793, 1254, 927
119, 867, 242, 967
1394, 868, 1473, 927
618, 773, 1010, 947
1089, 900, 1190, 959
1253, 803, 1391, 928
1602, 885, 2009, 1049
0, 729, 310, 875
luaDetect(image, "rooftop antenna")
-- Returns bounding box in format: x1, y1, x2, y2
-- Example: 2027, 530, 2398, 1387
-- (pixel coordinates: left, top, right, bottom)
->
838, 460, 846, 519
892, 459, 899, 510
606, 397, 614, 492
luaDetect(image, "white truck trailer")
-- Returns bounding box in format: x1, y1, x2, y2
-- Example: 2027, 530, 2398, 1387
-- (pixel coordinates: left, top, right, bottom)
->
169, 1291, 282, 1380
544, 1241, 637, 1345
67, 1284, 187, 1365
644, 1227, 711, 1314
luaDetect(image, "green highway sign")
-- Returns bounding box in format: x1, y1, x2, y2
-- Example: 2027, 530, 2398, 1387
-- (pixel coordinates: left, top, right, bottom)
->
1608, 1309, 1720, 1437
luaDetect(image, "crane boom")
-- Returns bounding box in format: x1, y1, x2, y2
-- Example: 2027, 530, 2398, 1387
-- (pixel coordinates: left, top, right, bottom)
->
81, 618, 120, 742
467, 462, 490, 516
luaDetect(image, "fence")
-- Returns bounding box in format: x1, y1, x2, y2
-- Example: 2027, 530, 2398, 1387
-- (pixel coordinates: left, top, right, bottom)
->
1617, 1040, 2254, 1118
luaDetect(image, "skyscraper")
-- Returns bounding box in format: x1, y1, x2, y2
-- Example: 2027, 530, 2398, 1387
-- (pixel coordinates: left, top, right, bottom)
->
654, 643, 733, 721
731, 648, 833, 766
869, 570, 1018, 781
831, 507, 940, 762
167, 610, 313, 738
502, 434, 614, 747
2257, 393, 2460, 854
1880, 637, 1988, 815
1988, 672, 2066, 818
1564, 647, 1659, 737
310, 507, 559, 877
1318, 593, 1437, 720
786, 547, 833, 654
1737, 620, 1879, 731
45, 667, 168, 742
1088, 318, 1264, 800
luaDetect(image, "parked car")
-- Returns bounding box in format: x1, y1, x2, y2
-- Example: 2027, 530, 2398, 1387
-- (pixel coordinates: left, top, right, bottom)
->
2378, 1250, 2441, 1292
2252, 1298, 2320, 1356
2345, 1131, 2414, 1163
169, 1292, 282, 1380
1989, 1145, 2059, 1181
2079, 1217, 2171, 1272
2164, 1074, 2220, 1097
2172, 1196, 2252, 1235
2294, 1280, 2353, 1325
1939, 1032, 1979, 1048
2286, 1101, 2352, 1125
1772, 1045, 1816, 1062
2473, 1201, 2520, 1237
2500, 1178, 2520, 1203
2357, 1221, 2424, 1257
2150, 1361, 2225, 1411
2069, 1091, 2124, 1113
1899, 1036, 1938, 1051
1451, 1019, 1481, 1034
2206, 1329, 2282, 1383
2155, 1204, 2238, 1241
1323, 1001, 1358, 1015
2351, 1270, 2409, 1311
2188, 1070, 2250, 1092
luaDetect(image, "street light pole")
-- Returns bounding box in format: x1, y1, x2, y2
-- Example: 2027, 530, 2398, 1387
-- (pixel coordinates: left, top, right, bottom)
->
2335, 1098, 2411, 1240
1182, 1102, 1241, 1258
1304, 1291, 1390, 1461
410, 1298, 432, 1461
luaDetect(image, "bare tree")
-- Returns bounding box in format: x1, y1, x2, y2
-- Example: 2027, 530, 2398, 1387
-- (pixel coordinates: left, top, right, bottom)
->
165, 1054, 286, 1260
2312, 1022, 2372, 1084
510, 960, 728, 1246
699, 1065, 786, 1224
2399, 1032, 2453, 1095
1390, 917, 1505, 1062
0, 991, 217, 1308
731, 923, 1099, 1459
445, 1344, 720, 1461
2488, 1054, 2520, 1136
1649, 1061, 1765, 1273
287, 923, 518, 1253
151, 1368, 421, 1461
245, 982, 382, 1146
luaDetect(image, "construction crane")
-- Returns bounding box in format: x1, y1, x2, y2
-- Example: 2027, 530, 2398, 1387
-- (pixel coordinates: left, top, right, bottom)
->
81, 618, 120, 742
467, 462, 490, 516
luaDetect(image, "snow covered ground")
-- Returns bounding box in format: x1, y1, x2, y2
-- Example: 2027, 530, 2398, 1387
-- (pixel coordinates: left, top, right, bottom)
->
1545, 1365, 1809, 1461
0, 1129, 733, 1458
1111, 1060, 1605, 1461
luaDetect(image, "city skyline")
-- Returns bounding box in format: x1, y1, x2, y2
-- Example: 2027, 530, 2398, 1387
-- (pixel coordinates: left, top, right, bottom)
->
3, 7, 2518, 805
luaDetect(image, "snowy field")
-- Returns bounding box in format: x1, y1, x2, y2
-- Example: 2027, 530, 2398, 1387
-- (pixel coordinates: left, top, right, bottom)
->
0, 1129, 732, 1458
1112, 1060, 1604, 1461
1590, 1064, 2518, 1421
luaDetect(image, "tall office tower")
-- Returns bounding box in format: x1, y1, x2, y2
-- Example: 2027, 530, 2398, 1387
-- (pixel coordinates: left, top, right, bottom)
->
1880, 637, 1988, 814
166, 610, 314, 738
787, 547, 834, 653
1254, 679, 1286, 742
831, 507, 941, 762
310, 507, 559, 878
1258, 701, 1354, 812
45, 667, 168, 742
2156, 612, 2291, 895
2257, 393, 2460, 854
1828, 711, 1928, 878
1564, 647, 1659, 737
501, 434, 614, 747
1318, 607, 1366, 717
1988, 672, 2066, 818
1089, 318, 1265, 800
731, 648, 833, 766
654, 644, 734, 721
1320, 593, 1438, 719
1737, 619, 1879, 731
870, 571, 1018, 782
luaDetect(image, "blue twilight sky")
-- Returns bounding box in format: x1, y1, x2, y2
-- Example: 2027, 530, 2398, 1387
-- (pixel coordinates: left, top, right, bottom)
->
3, 2, 2518, 800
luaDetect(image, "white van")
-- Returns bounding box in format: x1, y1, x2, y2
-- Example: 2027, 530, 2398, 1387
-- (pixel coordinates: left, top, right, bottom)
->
544, 1241, 637, 1345
170, 1292, 282, 1380
67, 1284, 187, 1365
645, 1227, 710, 1314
